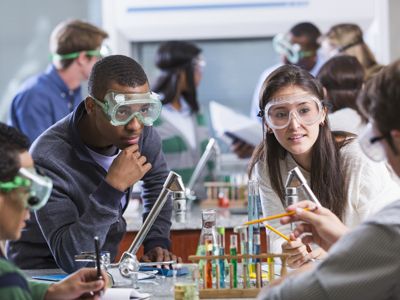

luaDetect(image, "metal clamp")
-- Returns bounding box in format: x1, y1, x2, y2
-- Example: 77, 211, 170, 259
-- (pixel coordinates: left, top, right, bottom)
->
285, 167, 322, 207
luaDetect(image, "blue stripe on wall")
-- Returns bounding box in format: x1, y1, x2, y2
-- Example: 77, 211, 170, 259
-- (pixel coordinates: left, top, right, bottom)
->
127, 1, 309, 13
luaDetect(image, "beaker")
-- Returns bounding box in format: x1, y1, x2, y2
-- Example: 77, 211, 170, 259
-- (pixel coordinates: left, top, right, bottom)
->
196, 209, 219, 288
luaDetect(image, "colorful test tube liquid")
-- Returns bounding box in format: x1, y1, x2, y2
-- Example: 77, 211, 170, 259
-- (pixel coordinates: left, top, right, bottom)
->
205, 239, 213, 288
230, 235, 238, 288
218, 234, 225, 288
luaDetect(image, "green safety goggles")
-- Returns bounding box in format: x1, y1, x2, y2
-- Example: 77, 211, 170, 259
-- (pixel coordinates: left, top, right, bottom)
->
91, 90, 162, 126
0, 168, 53, 211
273, 33, 314, 64
51, 44, 111, 61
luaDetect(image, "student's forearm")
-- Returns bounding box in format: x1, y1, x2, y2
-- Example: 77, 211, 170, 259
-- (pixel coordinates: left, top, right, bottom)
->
36, 180, 124, 272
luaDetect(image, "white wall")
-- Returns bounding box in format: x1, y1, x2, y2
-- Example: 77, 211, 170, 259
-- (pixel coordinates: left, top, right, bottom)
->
102, 0, 399, 64
388, 0, 400, 62
1, 0, 399, 120
100, 0, 399, 121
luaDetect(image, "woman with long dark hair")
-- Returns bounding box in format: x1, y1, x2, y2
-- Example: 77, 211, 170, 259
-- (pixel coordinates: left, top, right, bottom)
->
249, 64, 400, 267
153, 41, 212, 199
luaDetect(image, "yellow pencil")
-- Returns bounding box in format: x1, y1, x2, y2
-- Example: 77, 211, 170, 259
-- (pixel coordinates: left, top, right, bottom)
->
244, 207, 313, 226
264, 224, 290, 242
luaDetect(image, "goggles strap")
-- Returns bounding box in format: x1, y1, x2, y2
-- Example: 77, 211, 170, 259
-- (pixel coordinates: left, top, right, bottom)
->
51, 49, 102, 61
0, 176, 31, 192
338, 40, 363, 52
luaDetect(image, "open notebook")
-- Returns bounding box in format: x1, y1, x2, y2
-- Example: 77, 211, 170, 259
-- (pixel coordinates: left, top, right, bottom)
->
210, 101, 262, 146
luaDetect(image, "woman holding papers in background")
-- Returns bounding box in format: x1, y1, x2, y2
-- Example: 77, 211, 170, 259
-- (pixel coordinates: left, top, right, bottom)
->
153, 41, 214, 199
248, 64, 400, 268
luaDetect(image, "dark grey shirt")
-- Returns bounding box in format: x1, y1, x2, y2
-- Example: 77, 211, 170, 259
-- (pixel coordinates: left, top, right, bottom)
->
257, 199, 400, 300
7, 102, 172, 273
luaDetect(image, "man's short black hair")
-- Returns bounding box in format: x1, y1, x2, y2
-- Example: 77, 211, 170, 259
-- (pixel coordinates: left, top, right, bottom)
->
290, 22, 321, 49
0, 146, 20, 182
0, 123, 30, 150
88, 55, 148, 99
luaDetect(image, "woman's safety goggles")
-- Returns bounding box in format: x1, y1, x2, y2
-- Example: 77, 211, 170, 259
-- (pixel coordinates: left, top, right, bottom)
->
91, 91, 162, 126
358, 123, 387, 162
0, 168, 53, 211
273, 33, 314, 64
261, 96, 324, 130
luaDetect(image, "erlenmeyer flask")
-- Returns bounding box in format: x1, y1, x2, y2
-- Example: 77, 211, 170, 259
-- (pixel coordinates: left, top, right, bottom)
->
196, 209, 219, 288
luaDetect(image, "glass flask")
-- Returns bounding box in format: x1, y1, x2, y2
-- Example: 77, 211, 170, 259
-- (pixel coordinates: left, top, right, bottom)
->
196, 209, 219, 288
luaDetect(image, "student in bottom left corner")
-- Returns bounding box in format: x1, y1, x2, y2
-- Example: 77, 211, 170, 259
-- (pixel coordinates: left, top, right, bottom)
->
0, 123, 109, 300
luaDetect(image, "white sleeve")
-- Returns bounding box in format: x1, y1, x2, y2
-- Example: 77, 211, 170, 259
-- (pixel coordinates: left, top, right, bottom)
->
341, 141, 400, 227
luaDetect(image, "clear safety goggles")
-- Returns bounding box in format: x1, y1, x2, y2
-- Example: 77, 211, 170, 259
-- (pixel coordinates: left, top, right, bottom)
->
193, 56, 206, 69
91, 90, 162, 126
358, 123, 387, 162
51, 44, 111, 61
262, 95, 324, 130
272, 33, 314, 64
0, 167, 53, 211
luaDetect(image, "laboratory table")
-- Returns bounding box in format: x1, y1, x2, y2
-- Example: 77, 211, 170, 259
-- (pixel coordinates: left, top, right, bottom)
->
120, 204, 267, 262
24, 268, 257, 300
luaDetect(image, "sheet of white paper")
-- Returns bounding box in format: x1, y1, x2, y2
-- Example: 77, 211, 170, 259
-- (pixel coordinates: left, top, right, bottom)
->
101, 288, 151, 300
138, 271, 156, 280
210, 101, 262, 146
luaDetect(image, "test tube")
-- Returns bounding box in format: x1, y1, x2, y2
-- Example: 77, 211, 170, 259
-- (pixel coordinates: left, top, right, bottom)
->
265, 226, 274, 282
267, 256, 275, 282
216, 263, 220, 289
217, 228, 225, 288
285, 187, 298, 231
205, 239, 213, 288
248, 180, 262, 274
253, 232, 261, 262
229, 234, 238, 288
256, 262, 262, 288
234, 226, 250, 287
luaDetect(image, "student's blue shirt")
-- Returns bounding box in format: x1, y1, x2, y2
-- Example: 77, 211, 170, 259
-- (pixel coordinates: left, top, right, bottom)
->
8, 64, 82, 144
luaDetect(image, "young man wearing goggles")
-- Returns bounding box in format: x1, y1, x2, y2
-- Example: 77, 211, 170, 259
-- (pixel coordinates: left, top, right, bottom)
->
0, 125, 109, 299
8, 55, 177, 273
9, 19, 109, 144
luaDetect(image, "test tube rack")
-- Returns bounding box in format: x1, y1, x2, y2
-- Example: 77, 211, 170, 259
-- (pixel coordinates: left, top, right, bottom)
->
188, 253, 288, 299
202, 181, 248, 208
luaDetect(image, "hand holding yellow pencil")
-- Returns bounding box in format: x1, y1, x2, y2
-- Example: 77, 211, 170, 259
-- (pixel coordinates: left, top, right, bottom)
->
244, 207, 313, 226
264, 223, 290, 242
